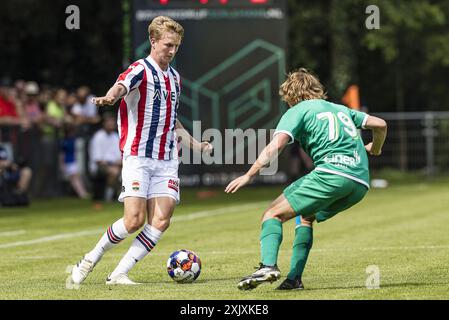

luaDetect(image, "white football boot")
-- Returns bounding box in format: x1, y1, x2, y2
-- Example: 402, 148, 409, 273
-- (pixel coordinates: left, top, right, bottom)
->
106, 273, 141, 285
71, 256, 95, 285
238, 263, 281, 291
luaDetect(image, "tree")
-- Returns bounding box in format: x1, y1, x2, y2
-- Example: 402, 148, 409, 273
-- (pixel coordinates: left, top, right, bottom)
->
362, 0, 449, 169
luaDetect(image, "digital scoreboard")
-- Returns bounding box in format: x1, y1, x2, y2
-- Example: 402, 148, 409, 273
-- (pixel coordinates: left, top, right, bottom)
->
132, 0, 288, 186
148, 0, 275, 7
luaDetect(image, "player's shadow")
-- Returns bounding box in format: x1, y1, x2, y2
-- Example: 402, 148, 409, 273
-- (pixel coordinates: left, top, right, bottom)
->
195, 277, 243, 283
277, 282, 443, 292
133, 277, 242, 285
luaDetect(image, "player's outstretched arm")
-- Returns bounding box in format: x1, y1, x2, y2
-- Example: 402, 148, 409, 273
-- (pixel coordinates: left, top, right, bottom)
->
175, 119, 213, 153
364, 115, 387, 156
92, 84, 127, 106
225, 133, 290, 194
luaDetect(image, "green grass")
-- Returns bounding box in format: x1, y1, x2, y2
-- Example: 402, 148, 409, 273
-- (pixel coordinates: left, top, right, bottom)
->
0, 179, 449, 300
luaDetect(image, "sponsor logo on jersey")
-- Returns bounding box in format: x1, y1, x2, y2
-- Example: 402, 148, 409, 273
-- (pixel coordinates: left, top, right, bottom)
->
153, 89, 161, 101
153, 89, 177, 102
168, 179, 179, 193
324, 153, 360, 168
132, 181, 140, 191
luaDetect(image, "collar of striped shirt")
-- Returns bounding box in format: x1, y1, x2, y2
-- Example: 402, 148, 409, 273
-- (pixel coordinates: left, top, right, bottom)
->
146, 55, 169, 76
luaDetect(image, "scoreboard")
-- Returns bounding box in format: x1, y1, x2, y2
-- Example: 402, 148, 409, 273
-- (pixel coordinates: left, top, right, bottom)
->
131, 0, 288, 186
153, 0, 273, 8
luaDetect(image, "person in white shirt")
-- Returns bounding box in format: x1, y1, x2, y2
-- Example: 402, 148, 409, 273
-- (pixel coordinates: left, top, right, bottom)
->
72, 86, 101, 127
89, 114, 121, 202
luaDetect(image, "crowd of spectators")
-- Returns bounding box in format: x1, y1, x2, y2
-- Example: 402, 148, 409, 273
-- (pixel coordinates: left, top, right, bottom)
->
0, 79, 121, 207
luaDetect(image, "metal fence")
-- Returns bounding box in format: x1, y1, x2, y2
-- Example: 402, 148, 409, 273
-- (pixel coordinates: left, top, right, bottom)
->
0, 125, 92, 198
1, 111, 448, 199
367, 111, 449, 175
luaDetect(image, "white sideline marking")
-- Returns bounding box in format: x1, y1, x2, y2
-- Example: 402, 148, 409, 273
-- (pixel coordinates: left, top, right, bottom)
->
16, 255, 61, 260
171, 202, 265, 222
0, 202, 267, 250
0, 229, 104, 249
0, 230, 26, 237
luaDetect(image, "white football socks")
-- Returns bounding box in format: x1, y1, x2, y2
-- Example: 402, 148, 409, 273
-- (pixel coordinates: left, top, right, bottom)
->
109, 224, 163, 278
85, 218, 130, 264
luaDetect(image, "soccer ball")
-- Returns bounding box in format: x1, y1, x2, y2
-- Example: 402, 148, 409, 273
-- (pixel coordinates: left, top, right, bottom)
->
167, 249, 201, 283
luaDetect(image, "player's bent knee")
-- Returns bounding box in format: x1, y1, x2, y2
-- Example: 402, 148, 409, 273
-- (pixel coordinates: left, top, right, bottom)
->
124, 215, 146, 233
300, 215, 315, 227
262, 210, 284, 223
152, 217, 170, 232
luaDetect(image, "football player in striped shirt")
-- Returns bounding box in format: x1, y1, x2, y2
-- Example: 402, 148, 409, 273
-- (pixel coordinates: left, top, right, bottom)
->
71, 16, 212, 285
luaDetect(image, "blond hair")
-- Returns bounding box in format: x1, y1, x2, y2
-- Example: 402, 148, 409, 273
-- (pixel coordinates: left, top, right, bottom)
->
148, 16, 184, 41
279, 68, 327, 107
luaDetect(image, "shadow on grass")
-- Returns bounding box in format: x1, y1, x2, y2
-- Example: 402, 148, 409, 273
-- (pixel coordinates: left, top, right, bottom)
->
277, 282, 445, 292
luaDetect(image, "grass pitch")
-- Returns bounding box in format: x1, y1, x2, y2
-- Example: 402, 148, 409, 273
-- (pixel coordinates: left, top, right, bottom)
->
0, 177, 449, 300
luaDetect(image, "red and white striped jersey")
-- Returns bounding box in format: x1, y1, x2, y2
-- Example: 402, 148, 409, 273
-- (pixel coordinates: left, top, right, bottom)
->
116, 56, 180, 160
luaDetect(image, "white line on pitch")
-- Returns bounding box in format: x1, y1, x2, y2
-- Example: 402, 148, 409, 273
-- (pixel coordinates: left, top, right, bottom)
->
0, 230, 26, 237
171, 202, 265, 222
0, 202, 267, 250
0, 229, 104, 249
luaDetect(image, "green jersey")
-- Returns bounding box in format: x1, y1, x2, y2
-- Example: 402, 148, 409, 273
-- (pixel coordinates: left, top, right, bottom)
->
275, 99, 370, 188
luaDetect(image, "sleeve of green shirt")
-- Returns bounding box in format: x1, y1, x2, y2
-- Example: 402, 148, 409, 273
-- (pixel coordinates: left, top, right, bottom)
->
349, 109, 369, 129
274, 107, 303, 144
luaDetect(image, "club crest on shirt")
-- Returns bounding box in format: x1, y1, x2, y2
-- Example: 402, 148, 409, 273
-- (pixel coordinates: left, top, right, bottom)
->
153, 74, 159, 83
168, 179, 179, 193
132, 181, 140, 191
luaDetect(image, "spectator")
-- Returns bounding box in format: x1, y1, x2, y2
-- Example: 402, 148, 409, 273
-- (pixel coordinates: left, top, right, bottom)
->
14, 82, 43, 180
0, 144, 32, 207
0, 81, 30, 165
71, 86, 101, 179
61, 123, 89, 199
65, 92, 78, 115
23, 81, 44, 126
72, 86, 100, 129
88, 114, 121, 202
36, 88, 68, 197
37, 87, 52, 112
0, 81, 22, 127
14, 80, 26, 97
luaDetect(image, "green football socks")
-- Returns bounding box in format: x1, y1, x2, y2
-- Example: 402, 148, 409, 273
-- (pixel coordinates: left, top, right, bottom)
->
287, 225, 313, 280
260, 218, 283, 266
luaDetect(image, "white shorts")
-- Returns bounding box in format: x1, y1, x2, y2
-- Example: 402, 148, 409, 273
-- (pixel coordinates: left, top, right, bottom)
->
119, 156, 180, 204
64, 162, 79, 177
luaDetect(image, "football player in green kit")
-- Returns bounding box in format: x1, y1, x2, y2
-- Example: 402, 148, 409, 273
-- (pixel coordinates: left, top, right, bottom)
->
225, 68, 387, 291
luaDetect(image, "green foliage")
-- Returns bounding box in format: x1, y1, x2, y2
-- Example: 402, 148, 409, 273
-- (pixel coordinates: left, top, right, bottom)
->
363, 0, 448, 64
1, 0, 448, 111
287, 0, 449, 111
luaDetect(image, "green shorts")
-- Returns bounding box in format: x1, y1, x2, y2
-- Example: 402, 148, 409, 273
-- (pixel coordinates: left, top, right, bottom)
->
283, 170, 368, 223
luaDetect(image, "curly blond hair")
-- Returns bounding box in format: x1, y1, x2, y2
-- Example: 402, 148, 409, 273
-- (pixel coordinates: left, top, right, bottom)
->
148, 16, 184, 41
279, 68, 327, 107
